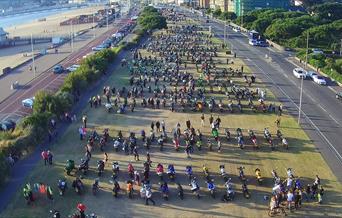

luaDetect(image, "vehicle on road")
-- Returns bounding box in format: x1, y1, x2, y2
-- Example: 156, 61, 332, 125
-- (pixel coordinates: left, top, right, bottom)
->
22, 97, 34, 109
66, 64, 80, 72
293, 68, 307, 79
53, 65, 64, 74
305, 70, 318, 79
336, 92, 342, 100
92, 45, 106, 51
249, 39, 257, 46
0, 119, 16, 132
233, 27, 240, 32
312, 48, 324, 55
313, 75, 327, 85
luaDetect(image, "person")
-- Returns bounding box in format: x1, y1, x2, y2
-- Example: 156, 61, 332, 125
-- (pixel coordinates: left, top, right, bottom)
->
278, 104, 283, 116
161, 120, 165, 132
209, 114, 213, 125
41, 150, 48, 165
156, 121, 160, 132
23, 183, 34, 204
269, 195, 277, 211
294, 189, 302, 209
82, 115, 87, 128
113, 180, 120, 198
275, 117, 281, 128
145, 188, 155, 205
200, 114, 205, 127
287, 189, 294, 210
151, 122, 155, 131
79, 126, 84, 140
133, 146, 139, 161
46, 185, 53, 200
47, 150, 53, 165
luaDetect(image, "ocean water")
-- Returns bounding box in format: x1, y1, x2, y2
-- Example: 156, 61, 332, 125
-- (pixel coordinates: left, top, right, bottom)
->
0, 7, 79, 29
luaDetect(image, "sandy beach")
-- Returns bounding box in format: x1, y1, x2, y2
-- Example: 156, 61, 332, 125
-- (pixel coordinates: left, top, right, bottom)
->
0, 5, 105, 72
5, 5, 104, 38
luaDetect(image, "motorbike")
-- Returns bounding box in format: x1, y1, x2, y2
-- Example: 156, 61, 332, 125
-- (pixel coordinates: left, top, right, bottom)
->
112, 161, 120, 180
255, 168, 263, 185
156, 163, 164, 182
222, 179, 235, 202
219, 165, 229, 182
190, 178, 200, 199
127, 180, 134, 199
128, 163, 134, 179
242, 181, 251, 199
237, 135, 244, 149
49, 210, 61, 218
271, 169, 281, 185
144, 137, 151, 150
173, 137, 180, 151
57, 179, 67, 196
167, 164, 176, 181
225, 129, 231, 141
264, 128, 272, 141
206, 180, 216, 199
186, 165, 193, 185
248, 130, 258, 149
97, 160, 105, 177
282, 138, 289, 150
158, 136, 164, 151
141, 130, 146, 142
113, 139, 121, 152
276, 129, 282, 139
112, 180, 120, 198
65, 159, 75, 176
92, 179, 100, 196
72, 178, 84, 195
238, 166, 246, 181
203, 165, 210, 181
160, 182, 169, 200
196, 140, 202, 151
78, 158, 89, 175
177, 183, 184, 200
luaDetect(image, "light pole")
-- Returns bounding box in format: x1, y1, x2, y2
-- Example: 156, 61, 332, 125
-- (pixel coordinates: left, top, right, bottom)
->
30, 34, 36, 78
298, 31, 309, 124
224, 19, 226, 46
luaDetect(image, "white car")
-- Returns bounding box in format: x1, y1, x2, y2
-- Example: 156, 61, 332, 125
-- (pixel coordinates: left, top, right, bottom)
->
305, 70, 318, 79
293, 68, 307, 79
313, 75, 327, 85
92, 45, 105, 51
22, 97, 35, 109
233, 27, 241, 32
66, 64, 80, 72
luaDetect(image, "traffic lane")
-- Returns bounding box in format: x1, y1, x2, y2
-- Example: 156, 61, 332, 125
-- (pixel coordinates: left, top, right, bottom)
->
214, 23, 342, 127
0, 19, 131, 119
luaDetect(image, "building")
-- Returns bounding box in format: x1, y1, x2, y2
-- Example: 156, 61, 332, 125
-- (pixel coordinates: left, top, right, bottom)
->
234, 0, 290, 16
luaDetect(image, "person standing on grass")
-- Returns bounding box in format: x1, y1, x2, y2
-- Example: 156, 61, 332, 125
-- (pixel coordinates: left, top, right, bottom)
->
145, 188, 156, 205
47, 150, 53, 165
275, 117, 281, 128
133, 146, 139, 161
156, 121, 161, 132
41, 150, 48, 166
200, 114, 205, 127
209, 114, 214, 126
82, 115, 87, 128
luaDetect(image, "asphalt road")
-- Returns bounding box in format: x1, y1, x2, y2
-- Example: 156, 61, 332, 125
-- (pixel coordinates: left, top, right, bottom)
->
0, 17, 131, 123
200, 17, 342, 182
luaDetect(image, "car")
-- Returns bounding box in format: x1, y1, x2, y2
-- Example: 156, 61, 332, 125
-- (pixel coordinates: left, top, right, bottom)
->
92, 45, 105, 51
256, 40, 268, 47
335, 92, 342, 100
22, 97, 34, 109
312, 75, 327, 85
305, 70, 318, 79
53, 65, 64, 74
312, 48, 324, 55
249, 39, 257, 46
66, 64, 80, 72
0, 119, 16, 132
293, 68, 307, 79
233, 27, 240, 32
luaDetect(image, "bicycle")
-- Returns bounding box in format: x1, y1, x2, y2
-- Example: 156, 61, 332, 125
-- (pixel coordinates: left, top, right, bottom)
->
268, 207, 287, 217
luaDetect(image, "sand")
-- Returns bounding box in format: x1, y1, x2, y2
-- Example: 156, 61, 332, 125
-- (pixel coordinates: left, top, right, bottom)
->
5, 5, 105, 38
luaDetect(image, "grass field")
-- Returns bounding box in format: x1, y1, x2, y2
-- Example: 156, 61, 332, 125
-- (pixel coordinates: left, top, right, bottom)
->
1, 20, 342, 218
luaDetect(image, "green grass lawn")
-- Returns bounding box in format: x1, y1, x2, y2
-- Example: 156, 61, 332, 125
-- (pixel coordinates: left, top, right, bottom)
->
1, 25, 342, 218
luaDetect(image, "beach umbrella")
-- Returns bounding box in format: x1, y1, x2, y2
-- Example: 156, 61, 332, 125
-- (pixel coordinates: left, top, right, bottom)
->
77, 203, 86, 212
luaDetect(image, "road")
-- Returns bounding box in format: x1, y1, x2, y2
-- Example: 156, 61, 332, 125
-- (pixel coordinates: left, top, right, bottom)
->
200, 17, 342, 182
0, 17, 131, 122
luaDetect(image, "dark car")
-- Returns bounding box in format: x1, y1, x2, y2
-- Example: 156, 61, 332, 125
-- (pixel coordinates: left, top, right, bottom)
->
53, 65, 64, 74
0, 120, 16, 132
336, 92, 342, 100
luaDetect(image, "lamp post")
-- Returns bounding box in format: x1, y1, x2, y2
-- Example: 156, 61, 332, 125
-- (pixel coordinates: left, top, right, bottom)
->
30, 34, 36, 78
298, 31, 309, 124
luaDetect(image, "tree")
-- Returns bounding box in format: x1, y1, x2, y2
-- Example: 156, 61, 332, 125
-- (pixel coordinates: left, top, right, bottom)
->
213, 8, 222, 18
220, 12, 237, 21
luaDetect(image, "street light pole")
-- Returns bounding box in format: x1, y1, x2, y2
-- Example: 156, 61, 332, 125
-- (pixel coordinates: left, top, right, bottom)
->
30, 34, 36, 78
224, 19, 226, 46
298, 31, 309, 124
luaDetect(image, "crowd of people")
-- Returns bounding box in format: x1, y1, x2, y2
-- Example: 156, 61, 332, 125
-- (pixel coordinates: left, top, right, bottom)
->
23, 8, 325, 217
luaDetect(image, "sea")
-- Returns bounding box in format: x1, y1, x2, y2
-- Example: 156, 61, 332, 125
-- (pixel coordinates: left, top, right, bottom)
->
0, 7, 81, 29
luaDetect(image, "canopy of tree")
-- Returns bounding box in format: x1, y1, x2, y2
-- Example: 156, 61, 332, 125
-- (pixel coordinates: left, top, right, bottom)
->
138, 6, 167, 31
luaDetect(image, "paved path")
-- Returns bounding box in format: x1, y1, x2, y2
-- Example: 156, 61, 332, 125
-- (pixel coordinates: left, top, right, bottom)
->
0, 18, 131, 123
